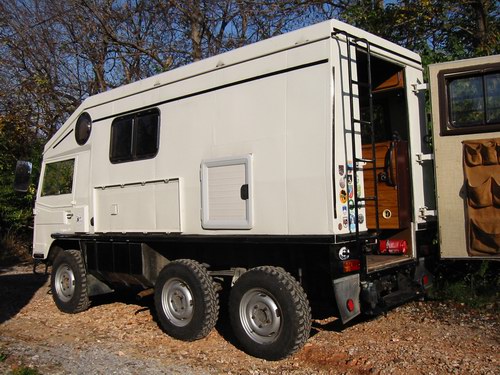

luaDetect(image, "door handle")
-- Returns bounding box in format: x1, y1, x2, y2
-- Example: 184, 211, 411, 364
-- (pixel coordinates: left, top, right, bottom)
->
66, 212, 74, 219
379, 141, 397, 187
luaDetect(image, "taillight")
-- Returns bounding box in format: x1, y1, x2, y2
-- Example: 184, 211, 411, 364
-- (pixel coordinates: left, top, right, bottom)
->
346, 299, 355, 312
422, 274, 429, 286
342, 259, 360, 273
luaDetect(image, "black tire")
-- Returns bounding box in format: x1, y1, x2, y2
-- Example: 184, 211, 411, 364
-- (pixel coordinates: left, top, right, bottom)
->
50, 249, 90, 314
154, 259, 219, 341
229, 266, 311, 360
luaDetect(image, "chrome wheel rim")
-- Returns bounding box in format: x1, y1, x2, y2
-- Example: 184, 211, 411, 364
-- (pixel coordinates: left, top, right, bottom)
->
239, 288, 282, 344
54, 263, 75, 302
161, 278, 194, 327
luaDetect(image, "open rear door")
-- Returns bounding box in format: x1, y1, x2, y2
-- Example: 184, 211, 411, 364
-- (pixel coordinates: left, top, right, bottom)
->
429, 55, 500, 259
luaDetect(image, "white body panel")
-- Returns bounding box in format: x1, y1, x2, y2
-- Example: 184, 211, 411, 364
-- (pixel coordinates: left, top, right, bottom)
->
33, 19, 425, 259
95, 179, 182, 233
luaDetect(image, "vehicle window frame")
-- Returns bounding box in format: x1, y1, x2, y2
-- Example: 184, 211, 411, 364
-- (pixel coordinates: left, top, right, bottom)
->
437, 63, 500, 136
109, 108, 160, 163
40, 158, 76, 197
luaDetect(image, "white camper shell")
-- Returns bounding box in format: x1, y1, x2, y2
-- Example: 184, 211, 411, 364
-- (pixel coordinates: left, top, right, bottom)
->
33, 19, 442, 360
35, 19, 430, 249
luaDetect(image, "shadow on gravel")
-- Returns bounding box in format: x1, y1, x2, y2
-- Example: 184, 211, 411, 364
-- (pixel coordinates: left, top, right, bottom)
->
90, 289, 154, 310
0, 265, 49, 324
214, 291, 239, 349
311, 318, 344, 334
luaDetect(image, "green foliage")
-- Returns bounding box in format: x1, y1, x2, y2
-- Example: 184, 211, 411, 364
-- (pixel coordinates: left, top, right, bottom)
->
39, 159, 74, 197
429, 261, 500, 309
0, 348, 43, 375
0, 350, 42, 375
327, 0, 499, 64
11, 367, 42, 375
0, 118, 42, 240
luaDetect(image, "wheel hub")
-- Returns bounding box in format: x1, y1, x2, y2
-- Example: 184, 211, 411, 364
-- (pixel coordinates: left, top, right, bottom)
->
252, 303, 272, 327
161, 278, 194, 327
240, 289, 281, 344
54, 264, 75, 302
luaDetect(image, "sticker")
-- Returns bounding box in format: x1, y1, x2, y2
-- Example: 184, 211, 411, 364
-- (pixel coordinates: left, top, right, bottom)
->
347, 174, 353, 184
339, 177, 346, 189
348, 185, 354, 199
348, 199, 355, 209
358, 213, 365, 224
347, 161, 353, 169
342, 206, 348, 215
350, 223, 356, 232
343, 217, 348, 228
340, 190, 347, 204
350, 214, 356, 224
338, 223, 343, 230
338, 247, 350, 261
338, 165, 345, 176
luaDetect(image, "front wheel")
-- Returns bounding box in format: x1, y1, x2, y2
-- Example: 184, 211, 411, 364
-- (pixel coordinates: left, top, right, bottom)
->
229, 266, 311, 360
50, 250, 90, 313
154, 259, 219, 341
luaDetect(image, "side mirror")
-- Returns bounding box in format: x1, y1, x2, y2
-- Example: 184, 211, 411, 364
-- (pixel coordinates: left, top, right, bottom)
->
14, 160, 33, 193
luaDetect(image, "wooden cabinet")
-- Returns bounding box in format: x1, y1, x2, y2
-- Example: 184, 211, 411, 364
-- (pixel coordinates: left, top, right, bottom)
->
362, 141, 411, 229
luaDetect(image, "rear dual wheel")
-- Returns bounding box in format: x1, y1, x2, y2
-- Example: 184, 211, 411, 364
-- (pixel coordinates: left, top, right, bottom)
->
154, 259, 219, 341
229, 266, 312, 360
154, 261, 311, 360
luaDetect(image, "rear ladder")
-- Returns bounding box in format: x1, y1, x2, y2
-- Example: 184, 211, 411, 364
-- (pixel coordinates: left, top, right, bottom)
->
332, 29, 380, 264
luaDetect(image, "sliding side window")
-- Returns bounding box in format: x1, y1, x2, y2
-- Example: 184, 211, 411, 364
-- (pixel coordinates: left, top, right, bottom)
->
110, 108, 160, 163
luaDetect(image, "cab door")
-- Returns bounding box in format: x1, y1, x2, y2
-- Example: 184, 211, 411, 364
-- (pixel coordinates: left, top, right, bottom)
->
33, 151, 90, 258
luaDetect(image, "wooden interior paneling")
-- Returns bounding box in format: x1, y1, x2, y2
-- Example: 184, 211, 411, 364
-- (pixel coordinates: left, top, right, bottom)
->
362, 141, 411, 229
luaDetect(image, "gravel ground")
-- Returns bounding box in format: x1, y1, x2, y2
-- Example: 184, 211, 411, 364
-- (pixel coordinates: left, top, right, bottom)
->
0, 263, 498, 374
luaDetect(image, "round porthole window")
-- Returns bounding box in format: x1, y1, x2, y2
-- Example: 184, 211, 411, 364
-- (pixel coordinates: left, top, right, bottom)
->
75, 112, 92, 145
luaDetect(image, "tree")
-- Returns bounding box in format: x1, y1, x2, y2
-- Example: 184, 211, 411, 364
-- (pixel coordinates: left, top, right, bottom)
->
314, 0, 499, 62
0, 0, 314, 238
0, 114, 41, 238
0, 0, 497, 239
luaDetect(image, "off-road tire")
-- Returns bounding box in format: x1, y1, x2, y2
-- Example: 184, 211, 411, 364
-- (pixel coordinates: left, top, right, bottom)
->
50, 249, 90, 314
229, 266, 311, 360
154, 259, 219, 341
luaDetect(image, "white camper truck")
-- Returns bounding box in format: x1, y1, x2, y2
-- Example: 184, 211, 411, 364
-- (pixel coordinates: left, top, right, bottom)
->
17, 18, 499, 360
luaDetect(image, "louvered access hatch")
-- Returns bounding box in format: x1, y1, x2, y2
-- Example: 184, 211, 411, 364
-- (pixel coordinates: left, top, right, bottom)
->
201, 155, 253, 230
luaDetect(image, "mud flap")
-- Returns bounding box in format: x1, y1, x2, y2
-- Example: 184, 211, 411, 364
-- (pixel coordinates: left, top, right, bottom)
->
87, 274, 114, 296
333, 274, 361, 323
413, 258, 433, 290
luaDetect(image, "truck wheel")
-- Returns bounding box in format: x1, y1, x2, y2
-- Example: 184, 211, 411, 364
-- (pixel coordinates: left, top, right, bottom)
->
154, 259, 219, 341
229, 266, 311, 360
51, 249, 90, 314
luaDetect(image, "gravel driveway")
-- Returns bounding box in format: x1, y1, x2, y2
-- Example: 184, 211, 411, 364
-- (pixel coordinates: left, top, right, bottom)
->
0, 263, 498, 374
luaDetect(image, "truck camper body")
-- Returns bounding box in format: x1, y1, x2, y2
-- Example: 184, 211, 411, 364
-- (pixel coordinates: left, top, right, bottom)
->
24, 18, 499, 360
